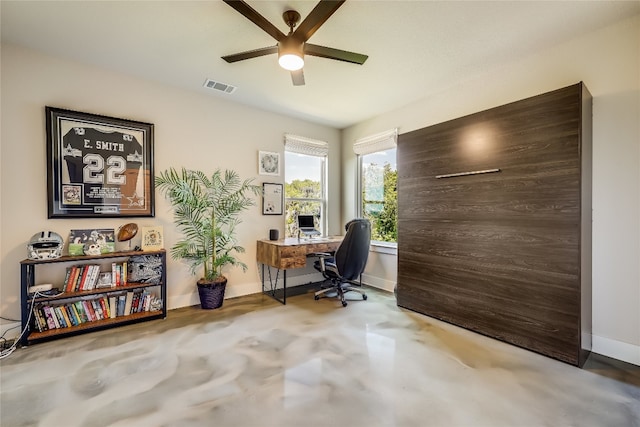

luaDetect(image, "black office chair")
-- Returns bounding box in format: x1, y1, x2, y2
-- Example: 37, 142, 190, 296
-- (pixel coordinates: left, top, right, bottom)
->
312, 218, 371, 307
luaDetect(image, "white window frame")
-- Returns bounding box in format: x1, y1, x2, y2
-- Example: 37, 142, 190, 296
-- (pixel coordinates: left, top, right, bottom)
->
284, 134, 329, 236
354, 129, 398, 248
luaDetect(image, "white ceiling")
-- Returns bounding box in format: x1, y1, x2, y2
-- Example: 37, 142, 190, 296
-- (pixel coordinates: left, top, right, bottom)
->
2, 1, 638, 129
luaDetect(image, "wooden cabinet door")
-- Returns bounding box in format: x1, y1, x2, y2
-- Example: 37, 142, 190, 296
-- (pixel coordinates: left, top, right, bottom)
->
397, 83, 589, 365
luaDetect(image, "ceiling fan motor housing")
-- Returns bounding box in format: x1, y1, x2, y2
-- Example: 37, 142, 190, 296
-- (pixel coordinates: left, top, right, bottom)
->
278, 37, 305, 70
283, 10, 301, 31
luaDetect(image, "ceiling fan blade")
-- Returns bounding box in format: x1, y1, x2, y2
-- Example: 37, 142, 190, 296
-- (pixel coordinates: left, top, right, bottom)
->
222, 46, 278, 63
291, 69, 305, 86
223, 0, 286, 41
304, 43, 368, 65
293, 0, 345, 42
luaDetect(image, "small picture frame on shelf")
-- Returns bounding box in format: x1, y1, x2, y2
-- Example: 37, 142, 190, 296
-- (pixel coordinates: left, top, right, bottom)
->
258, 151, 280, 176
141, 226, 164, 251
95, 272, 114, 289
68, 229, 115, 256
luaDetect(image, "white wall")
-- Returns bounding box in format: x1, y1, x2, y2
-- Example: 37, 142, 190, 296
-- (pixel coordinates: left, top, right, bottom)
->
0, 44, 340, 326
342, 15, 640, 365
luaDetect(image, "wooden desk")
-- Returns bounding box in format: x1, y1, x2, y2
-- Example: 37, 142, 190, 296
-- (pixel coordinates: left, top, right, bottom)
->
257, 237, 342, 304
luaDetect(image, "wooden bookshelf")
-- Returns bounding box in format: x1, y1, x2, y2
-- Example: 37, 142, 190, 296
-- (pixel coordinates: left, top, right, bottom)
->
20, 249, 167, 346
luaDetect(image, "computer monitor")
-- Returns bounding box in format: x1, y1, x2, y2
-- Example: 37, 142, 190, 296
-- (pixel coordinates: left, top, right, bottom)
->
297, 214, 320, 236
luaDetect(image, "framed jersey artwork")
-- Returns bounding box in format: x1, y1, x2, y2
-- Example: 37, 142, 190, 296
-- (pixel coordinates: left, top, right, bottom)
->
45, 107, 155, 218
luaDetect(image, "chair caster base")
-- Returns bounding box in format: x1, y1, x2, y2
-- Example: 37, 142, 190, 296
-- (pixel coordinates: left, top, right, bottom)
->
363, 294, 368, 300
342, 301, 348, 307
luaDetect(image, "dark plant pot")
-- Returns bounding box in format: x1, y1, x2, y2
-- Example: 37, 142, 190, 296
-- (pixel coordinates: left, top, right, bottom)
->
197, 277, 227, 309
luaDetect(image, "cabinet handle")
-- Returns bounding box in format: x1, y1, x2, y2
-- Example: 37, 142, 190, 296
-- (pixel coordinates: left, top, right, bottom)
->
436, 168, 501, 179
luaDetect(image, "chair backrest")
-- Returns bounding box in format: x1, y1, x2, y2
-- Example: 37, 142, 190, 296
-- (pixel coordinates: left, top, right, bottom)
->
334, 218, 371, 280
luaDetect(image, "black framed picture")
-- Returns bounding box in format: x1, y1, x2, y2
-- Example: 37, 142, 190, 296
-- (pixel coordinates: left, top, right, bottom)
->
262, 182, 283, 215
46, 107, 155, 218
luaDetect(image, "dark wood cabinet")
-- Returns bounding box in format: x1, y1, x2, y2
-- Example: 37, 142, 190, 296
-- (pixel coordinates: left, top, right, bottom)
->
397, 83, 592, 366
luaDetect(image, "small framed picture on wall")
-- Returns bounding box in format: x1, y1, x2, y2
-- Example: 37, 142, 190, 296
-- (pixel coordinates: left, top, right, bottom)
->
262, 183, 283, 215
258, 151, 280, 176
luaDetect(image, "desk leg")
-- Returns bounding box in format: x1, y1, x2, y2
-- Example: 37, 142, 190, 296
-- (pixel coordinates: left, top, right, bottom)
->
261, 264, 287, 305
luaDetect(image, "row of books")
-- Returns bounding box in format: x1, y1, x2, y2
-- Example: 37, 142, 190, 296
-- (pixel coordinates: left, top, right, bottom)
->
32, 290, 160, 332
63, 261, 128, 292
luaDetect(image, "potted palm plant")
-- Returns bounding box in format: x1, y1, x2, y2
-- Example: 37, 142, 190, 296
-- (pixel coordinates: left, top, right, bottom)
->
156, 167, 260, 309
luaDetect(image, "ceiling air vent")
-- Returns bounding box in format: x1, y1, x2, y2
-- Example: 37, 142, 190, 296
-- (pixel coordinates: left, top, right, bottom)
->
203, 79, 237, 94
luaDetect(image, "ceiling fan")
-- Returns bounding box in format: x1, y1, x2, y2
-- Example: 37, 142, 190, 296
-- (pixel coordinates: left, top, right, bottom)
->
221, 0, 368, 86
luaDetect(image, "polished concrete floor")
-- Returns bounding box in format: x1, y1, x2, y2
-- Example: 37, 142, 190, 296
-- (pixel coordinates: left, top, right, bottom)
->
1, 287, 639, 427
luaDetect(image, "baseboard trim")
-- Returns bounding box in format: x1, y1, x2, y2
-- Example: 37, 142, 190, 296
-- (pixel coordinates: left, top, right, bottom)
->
224, 280, 263, 299
592, 335, 640, 366
361, 274, 395, 293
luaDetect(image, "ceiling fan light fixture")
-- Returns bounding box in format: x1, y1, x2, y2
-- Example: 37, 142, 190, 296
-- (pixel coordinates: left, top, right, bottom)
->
278, 39, 304, 71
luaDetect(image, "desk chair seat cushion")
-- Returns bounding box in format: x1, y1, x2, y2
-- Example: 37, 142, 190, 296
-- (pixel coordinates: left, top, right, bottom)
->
313, 218, 371, 306
313, 257, 339, 278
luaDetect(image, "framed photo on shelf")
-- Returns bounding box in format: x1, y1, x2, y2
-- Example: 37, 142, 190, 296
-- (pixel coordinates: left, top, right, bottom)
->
141, 226, 164, 251
46, 106, 155, 218
258, 151, 280, 176
68, 228, 116, 256
262, 182, 283, 215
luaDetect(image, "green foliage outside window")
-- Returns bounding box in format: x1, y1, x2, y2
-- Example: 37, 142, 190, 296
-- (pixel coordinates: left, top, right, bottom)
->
285, 179, 322, 237
362, 162, 397, 242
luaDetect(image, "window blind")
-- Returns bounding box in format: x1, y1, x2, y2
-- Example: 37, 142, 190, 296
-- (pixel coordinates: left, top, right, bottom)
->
353, 128, 398, 155
284, 134, 329, 157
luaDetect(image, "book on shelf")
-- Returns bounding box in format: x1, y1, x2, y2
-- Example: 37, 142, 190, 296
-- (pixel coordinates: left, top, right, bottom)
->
53, 306, 63, 328
79, 266, 90, 291
33, 306, 48, 332
143, 292, 151, 312
83, 265, 95, 290
43, 306, 56, 329
48, 306, 61, 329
81, 300, 95, 321
62, 268, 72, 291
98, 297, 110, 319
65, 266, 78, 292
124, 291, 134, 315
111, 262, 128, 287
73, 301, 87, 323
60, 305, 73, 327
109, 296, 117, 319
90, 299, 101, 320
53, 306, 66, 328
117, 295, 126, 317
130, 291, 139, 314
73, 266, 83, 291
65, 304, 79, 326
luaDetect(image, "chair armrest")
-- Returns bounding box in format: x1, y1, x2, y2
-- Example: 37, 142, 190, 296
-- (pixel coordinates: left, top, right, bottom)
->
309, 252, 332, 272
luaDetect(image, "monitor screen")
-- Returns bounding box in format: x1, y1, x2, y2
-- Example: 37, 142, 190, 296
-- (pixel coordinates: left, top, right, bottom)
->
297, 215, 315, 229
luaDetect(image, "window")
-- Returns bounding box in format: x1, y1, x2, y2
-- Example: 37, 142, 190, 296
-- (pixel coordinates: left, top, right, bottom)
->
284, 134, 328, 238
354, 129, 398, 244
